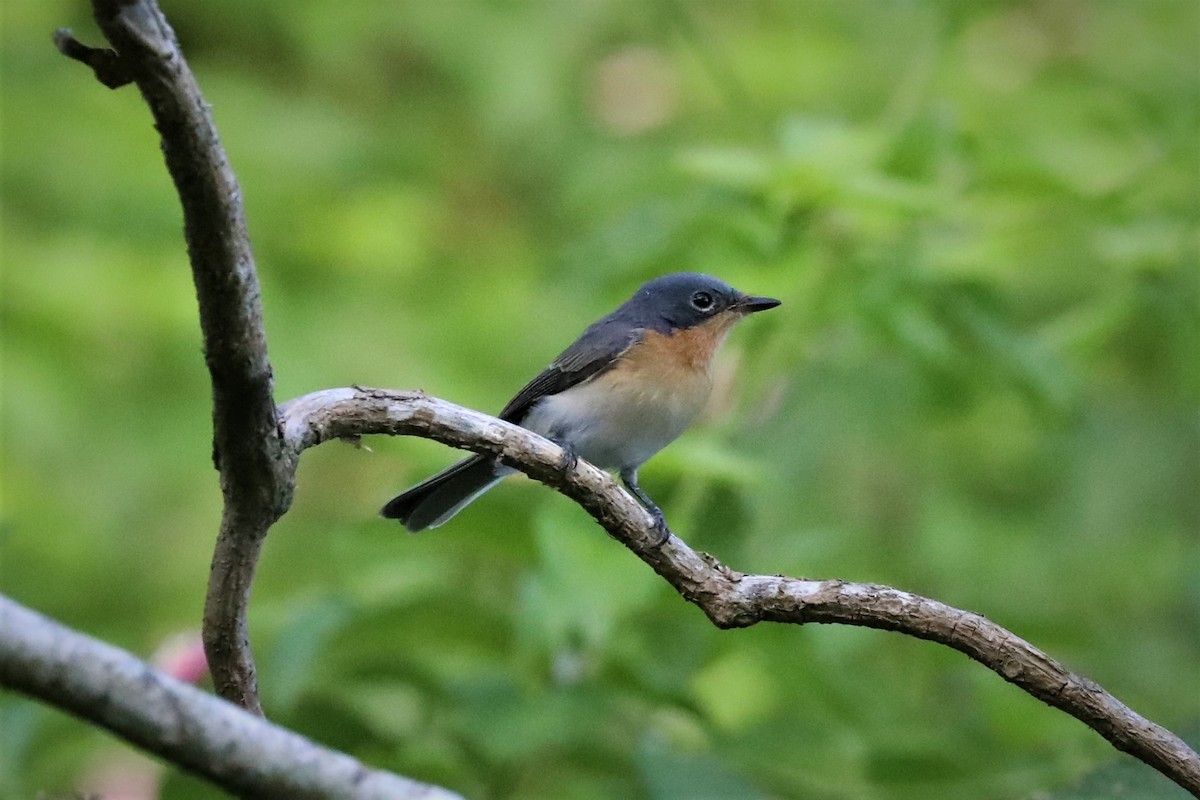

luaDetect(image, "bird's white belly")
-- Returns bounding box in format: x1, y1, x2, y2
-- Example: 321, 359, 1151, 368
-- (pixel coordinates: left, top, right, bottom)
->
522, 368, 709, 471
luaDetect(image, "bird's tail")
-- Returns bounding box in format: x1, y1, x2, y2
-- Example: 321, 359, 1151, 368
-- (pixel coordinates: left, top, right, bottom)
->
380, 454, 504, 532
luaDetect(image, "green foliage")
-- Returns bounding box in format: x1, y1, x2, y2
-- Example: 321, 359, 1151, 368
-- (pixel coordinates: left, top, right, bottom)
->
2, 1, 1198, 798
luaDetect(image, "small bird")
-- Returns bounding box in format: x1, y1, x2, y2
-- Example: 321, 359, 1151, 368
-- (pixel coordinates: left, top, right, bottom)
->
381, 272, 780, 538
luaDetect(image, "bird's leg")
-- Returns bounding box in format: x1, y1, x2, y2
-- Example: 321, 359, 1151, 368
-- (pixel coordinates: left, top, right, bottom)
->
620, 468, 671, 546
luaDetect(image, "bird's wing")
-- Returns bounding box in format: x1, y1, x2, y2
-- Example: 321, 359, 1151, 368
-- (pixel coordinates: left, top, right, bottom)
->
498, 319, 643, 424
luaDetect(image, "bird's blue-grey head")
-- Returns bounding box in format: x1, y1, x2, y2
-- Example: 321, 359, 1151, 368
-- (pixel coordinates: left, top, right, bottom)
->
619, 272, 781, 332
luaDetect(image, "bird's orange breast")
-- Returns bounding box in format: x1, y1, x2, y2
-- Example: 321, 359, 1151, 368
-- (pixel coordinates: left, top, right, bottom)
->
521, 313, 742, 469
592, 311, 741, 417
619, 312, 739, 378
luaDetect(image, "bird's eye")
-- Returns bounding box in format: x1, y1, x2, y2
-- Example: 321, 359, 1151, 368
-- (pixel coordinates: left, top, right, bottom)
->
691, 291, 715, 312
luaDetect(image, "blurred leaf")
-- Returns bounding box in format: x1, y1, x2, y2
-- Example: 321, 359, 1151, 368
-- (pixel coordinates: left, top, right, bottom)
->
690, 648, 780, 733
638, 729, 772, 800
519, 501, 656, 658
325, 680, 425, 741
261, 596, 355, 712
0, 700, 42, 799
1030, 722, 1200, 799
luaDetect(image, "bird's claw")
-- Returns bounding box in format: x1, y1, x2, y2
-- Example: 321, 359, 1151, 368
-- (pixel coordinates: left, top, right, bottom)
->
649, 510, 671, 547
558, 443, 579, 475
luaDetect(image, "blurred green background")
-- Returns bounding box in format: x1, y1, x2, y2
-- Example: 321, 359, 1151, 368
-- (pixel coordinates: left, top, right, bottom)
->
2, 1, 1198, 798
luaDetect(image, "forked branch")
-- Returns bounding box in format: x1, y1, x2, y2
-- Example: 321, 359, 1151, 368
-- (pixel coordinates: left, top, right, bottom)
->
62, 0, 293, 715
51, 0, 1200, 797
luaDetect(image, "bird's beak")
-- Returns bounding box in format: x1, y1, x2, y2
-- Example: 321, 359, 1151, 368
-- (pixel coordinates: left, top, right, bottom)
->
735, 294, 782, 314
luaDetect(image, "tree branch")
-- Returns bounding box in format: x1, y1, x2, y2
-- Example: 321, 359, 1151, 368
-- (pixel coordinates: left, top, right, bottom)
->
52, 1, 1198, 796
280, 387, 1200, 798
0, 595, 462, 800
62, 0, 293, 714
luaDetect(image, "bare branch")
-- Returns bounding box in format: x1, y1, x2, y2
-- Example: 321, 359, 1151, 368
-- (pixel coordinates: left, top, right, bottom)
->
280, 387, 1200, 797
0, 595, 463, 800
59, 0, 292, 713
53, 1, 1198, 795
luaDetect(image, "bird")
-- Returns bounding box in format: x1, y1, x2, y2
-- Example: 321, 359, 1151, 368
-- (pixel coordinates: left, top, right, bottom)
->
381, 272, 780, 540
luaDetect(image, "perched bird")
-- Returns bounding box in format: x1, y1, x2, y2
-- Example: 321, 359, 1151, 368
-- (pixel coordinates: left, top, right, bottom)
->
381, 272, 780, 539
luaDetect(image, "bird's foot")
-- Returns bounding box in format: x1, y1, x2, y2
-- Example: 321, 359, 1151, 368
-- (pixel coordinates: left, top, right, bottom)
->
557, 442, 579, 475
648, 509, 672, 547
619, 467, 671, 547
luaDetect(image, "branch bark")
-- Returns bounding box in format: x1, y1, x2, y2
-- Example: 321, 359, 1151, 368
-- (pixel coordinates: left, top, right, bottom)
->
0, 595, 462, 800
51, 1, 1199, 797
280, 387, 1200, 797
61, 0, 293, 714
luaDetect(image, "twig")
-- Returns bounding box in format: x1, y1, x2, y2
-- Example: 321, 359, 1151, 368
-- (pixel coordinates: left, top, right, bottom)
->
0, 595, 463, 800
280, 387, 1200, 798
53, 28, 132, 88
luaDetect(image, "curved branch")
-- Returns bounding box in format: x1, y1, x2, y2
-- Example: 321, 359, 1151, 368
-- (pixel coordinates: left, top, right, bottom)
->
0, 595, 462, 800
54, 2, 1199, 794
280, 387, 1200, 797
62, 0, 293, 713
